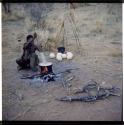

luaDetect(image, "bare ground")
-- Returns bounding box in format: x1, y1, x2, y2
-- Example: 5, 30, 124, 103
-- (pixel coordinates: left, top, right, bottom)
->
2, 4, 122, 121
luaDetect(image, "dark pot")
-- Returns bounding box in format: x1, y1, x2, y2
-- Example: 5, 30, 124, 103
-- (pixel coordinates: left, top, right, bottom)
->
57, 47, 65, 53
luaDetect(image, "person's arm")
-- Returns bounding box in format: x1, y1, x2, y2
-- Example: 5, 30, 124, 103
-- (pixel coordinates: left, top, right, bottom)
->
33, 32, 42, 51
23, 42, 31, 49
22, 42, 30, 60
36, 45, 40, 51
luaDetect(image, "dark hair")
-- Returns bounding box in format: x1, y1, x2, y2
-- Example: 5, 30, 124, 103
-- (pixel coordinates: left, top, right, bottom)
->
27, 35, 33, 41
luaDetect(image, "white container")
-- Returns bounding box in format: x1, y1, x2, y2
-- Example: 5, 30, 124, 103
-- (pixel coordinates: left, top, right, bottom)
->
61, 54, 67, 59
49, 52, 55, 58
56, 53, 62, 61
66, 52, 73, 60
57, 53, 62, 56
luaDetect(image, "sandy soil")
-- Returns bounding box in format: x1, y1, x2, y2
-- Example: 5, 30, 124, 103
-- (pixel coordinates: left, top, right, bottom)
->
2, 3, 122, 121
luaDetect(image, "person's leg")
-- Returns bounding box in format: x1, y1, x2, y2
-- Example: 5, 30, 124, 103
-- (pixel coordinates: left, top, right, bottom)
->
16, 58, 22, 70
16, 58, 23, 67
30, 53, 39, 72
16, 58, 30, 70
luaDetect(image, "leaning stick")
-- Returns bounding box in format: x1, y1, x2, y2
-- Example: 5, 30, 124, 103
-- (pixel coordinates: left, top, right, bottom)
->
67, 15, 81, 55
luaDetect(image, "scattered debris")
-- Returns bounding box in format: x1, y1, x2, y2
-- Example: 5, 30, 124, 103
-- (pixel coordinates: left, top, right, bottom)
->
11, 107, 31, 120
20, 68, 78, 83
65, 76, 75, 83
56, 79, 120, 102
74, 79, 98, 94
12, 90, 24, 101
56, 68, 79, 74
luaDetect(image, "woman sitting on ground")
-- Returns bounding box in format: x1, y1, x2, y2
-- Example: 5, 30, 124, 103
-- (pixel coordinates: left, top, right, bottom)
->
16, 33, 40, 72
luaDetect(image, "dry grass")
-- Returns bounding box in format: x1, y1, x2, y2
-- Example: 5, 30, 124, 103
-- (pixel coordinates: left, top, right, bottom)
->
90, 21, 103, 33
3, 13, 24, 22
107, 48, 122, 57
2, 41, 9, 48
2, 3, 122, 121
110, 42, 121, 45
44, 37, 56, 51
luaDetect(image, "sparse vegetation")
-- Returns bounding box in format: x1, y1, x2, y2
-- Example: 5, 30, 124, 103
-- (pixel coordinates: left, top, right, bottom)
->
2, 3, 122, 121
107, 48, 122, 57
90, 21, 103, 33
110, 42, 121, 45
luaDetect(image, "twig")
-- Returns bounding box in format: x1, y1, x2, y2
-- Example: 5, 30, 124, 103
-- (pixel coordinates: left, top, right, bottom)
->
66, 76, 75, 82
11, 107, 31, 120
56, 68, 79, 75
67, 5, 82, 55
